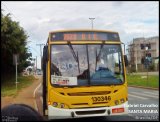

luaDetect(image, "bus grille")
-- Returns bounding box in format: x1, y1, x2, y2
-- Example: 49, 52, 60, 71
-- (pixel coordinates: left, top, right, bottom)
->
75, 110, 106, 115
72, 103, 88, 105
93, 102, 108, 104
68, 91, 111, 96
71, 102, 109, 109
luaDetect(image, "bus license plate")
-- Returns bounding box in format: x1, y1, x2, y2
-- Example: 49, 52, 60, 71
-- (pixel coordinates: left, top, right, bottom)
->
91, 96, 111, 103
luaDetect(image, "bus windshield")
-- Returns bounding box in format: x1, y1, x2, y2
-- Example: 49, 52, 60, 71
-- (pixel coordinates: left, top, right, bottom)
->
51, 44, 124, 87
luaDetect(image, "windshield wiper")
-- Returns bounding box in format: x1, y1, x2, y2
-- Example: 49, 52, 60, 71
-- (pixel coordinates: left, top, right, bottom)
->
86, 45, 90, 85
95, 41, 105, 71
67, 41, 80, 73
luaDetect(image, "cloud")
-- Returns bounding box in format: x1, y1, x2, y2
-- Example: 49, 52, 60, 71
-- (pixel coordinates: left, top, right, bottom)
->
2, 1, 158, 68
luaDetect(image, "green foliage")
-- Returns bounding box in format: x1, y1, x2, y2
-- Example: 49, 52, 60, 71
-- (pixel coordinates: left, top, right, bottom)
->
1, 75, 35, 97
115, 63, 119, 67
149, 63, 155, 71
130, 64, 136, 72
127, 74, 159, 88
1, 10, 32, 79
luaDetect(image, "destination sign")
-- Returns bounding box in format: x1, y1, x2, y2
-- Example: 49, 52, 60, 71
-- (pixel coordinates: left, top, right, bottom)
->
51, 31, 120, 41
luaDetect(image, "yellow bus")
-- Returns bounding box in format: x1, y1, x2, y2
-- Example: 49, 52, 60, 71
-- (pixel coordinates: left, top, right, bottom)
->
42, 29, 128, 119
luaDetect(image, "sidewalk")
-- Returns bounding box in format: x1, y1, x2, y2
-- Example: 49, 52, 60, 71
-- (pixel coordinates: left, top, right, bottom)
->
1, 75, 42, 109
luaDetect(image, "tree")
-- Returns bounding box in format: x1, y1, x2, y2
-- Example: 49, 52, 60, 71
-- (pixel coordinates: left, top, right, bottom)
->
1, 10, 32, 79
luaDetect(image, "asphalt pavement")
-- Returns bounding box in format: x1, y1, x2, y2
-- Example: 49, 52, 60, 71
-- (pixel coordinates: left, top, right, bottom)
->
127, 87, 159, 121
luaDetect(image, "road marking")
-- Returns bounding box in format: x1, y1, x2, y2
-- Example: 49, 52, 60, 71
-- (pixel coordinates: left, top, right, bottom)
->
143, 91, 159, 96
34, 99, 38, 111
128, 94, 147, 100
128, 97, 134, 100
128, 113, 134, 117
33, 83, 41, 111
131, 92, 158, 98
40, 96, 43, 103
33, 83, 41, 98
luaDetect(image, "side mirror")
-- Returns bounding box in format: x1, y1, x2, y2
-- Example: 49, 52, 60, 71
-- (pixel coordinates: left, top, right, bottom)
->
43, 46, 48, 62
42, 46, 48, 70
124, 55, 128, 67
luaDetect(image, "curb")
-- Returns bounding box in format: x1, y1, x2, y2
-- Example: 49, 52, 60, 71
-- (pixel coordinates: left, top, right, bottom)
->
128, 85, 159, 90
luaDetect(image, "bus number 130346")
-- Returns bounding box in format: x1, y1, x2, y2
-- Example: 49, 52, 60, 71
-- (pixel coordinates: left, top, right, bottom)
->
91, 96, 111, 103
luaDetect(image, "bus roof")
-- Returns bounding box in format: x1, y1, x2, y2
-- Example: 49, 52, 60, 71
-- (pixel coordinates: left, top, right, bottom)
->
49, 29, 119, 34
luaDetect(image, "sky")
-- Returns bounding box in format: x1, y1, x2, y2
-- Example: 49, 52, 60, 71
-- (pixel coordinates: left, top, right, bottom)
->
1, 1, 159, 69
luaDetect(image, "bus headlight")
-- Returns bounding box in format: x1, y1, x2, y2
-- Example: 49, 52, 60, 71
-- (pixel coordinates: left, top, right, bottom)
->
114, 100, 119, 105
53, 102, 58, 107
60, 103, 65, 108
120, 98, 125, 103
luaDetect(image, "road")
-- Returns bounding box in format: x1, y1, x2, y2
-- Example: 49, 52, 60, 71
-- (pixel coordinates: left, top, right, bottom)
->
127, 87, 159, 121
34, 77, 159, 121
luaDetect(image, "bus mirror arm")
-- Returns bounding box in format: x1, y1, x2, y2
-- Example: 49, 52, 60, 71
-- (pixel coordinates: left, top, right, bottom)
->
67, 41, 80, 73
95, 41, 105, 71
77, 51, 80, 73
95, 49, 98, 71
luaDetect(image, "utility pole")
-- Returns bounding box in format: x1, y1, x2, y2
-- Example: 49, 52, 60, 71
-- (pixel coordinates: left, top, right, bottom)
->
15, 56, 18, 92
36, 44, 45, 58
36, 44, 45, 70
13, 54, 19, 92
36, 56, 37, 73
135, 46, 138, 72
89, 18, 95, 29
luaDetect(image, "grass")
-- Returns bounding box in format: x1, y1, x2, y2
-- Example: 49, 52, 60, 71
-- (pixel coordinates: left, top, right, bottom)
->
127, 74, 159, 88
1, 75, 36, 97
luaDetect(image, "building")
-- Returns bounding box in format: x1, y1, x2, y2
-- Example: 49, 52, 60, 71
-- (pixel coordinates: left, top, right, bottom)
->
127, 36, 159, 71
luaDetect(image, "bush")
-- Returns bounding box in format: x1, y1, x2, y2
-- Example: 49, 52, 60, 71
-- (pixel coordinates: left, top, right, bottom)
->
130, 65, 136, 72
149, 63, 155, 71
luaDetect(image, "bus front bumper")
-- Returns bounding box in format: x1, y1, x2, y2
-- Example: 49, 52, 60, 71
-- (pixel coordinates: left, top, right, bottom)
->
48, 101, 128, 119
